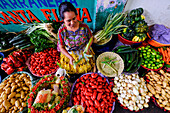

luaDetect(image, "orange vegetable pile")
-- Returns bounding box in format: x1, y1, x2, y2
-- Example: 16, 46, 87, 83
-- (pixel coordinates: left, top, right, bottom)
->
158, 47, 170, 64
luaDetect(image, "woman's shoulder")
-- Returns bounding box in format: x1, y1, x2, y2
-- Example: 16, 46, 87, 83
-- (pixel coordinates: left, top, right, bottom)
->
58, 23, 67, 33
79, 21, 89, 28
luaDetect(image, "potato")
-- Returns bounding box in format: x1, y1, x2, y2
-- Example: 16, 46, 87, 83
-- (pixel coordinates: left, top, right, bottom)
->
0, 88, 4, 93
16, 88, 21, 92
0, 106, 6, 112
15, 100, 20, 107
3, 100, 11, 110
19, 107, 23, 111
8, 92, 16, 99
21, 91, 25, 99
2, 93, 8, 100
15, 93, 21, 98
22, 102, 26, 107
6, 87, 11, 94
23, 86, 29, 90
10, 98, 16, 105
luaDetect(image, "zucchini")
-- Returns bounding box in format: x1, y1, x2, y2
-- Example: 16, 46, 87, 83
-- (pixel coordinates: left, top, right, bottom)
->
15, 42, 31, 48
117, 49, 138, 54
20, 43, 32, 49
13, 39, 27, 46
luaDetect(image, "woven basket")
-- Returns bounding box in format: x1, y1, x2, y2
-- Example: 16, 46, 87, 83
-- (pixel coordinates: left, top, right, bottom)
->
96, 52, 124, 77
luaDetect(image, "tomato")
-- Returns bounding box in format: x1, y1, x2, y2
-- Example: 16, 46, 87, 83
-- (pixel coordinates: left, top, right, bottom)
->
85, 100, 90, 107
77, 95, 80, 101
91, 73, 98, 78
92, 91, 97, 100
81, 96, 86, 101
94, 100, 100, 108
89, 99, 94, 106
89, 106, 95, 111
76, 88, 80, 95
85, 96, 91, 100
97, 93, 102, 101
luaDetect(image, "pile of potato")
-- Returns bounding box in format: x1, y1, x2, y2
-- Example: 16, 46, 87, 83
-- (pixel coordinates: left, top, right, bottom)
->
0, 73, 32, 113
146, 70, 170, 111
113, 74, 152, 111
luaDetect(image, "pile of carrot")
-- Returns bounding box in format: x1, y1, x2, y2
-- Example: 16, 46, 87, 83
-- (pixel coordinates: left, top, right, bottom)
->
158, 47, 170, 64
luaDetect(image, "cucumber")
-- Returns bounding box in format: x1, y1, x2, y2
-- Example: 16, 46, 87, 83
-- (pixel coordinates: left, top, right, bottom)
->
128, 53, 133, 63
125, 53, 129, 62
126, 59, 137, 72
117, 49, 138, 54
13, 39, 27, 46
116, 46, 132, 52
15, 42, 31, 48
20, 43, 32, 49
137, 57, 143, 67
134, 51, 139, 67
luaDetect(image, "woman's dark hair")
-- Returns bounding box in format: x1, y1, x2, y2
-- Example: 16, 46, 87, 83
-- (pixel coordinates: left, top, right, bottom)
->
59, 2, 77, 20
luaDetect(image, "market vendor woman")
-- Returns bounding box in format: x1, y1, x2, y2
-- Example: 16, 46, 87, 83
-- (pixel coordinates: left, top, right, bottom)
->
46, 2, 95, 74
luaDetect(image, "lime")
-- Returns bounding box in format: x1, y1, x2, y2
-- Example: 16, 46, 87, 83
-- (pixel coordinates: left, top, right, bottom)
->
151, 64, 156, 67
156, 59, 160, 62
154, 67, 157, 69
145, 61, 148, 64
150, 67, 154, 69
138, 48, 142, 50
148, 49, 152, 52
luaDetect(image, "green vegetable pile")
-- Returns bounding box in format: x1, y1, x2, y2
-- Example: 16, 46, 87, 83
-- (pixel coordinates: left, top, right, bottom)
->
114, 45, 143, 73
29, 29, 56, 52
0, 32, 15, 50
122, 8, 148, 42
138, 46, 164, 70
25, 20, 61, 52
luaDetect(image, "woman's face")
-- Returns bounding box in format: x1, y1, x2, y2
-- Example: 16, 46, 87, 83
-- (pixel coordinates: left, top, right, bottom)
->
63, 11, 78, 28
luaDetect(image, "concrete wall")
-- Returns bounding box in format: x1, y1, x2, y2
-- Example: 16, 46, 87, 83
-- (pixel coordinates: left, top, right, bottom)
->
124, 0, 170, 27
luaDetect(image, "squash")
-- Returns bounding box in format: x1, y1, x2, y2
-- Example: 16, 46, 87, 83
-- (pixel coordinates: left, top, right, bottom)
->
135, 21, 148, 33
123, 27, 135, 40
130, 8, 144, 17
123, 16, 135, 27
136, 33, 147, 41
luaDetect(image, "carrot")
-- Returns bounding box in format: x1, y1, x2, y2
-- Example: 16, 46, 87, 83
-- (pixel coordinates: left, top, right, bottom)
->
167, 47, 170, 58
160, 48, 165, 61
164, 50, 169, 61
158, 48, 160, 53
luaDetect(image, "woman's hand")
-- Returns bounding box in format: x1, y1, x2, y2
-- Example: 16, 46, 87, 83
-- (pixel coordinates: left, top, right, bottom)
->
45, 23, 57, 38
69, 56, 75, 65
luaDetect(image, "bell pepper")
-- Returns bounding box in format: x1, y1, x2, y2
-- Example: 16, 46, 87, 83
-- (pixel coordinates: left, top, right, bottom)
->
5, 66, 15, 75
123, 27, 135, 40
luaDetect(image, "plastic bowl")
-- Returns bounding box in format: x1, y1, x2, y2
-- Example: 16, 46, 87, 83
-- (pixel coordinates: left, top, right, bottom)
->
137, 45, 164, 71
0, 52, 4, 65
118, 34, 142, 45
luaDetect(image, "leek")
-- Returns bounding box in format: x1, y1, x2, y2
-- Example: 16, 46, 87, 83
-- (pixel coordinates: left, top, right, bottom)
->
94, 12, 127, 44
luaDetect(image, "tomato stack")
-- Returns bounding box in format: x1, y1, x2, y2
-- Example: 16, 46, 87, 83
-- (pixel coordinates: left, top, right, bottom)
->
72, 73, 116, 113
28, 48, 60, 77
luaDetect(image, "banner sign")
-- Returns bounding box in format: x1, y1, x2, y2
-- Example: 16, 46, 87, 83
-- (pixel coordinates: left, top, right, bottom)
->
0, 0, 127, 32
0, 0, 96, 32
